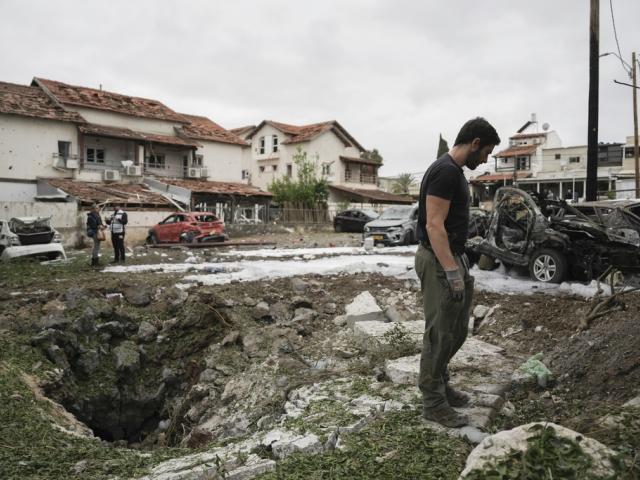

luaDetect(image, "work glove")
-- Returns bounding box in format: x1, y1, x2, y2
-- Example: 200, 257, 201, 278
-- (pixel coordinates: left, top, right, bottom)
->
445, 268, 465, 302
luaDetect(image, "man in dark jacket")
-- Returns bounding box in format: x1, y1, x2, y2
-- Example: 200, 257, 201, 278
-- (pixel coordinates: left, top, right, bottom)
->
86, 204, 104, 267
415, 117, 500, 427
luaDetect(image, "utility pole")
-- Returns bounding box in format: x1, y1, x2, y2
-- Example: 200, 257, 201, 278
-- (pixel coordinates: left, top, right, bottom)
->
633, 51, 640, 198
586, 0, 599, 201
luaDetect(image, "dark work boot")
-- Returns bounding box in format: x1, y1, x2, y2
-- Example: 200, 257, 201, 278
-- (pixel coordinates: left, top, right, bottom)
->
446, 385, 471, 408
422, 404, 469, 428
91, 257, 99, 267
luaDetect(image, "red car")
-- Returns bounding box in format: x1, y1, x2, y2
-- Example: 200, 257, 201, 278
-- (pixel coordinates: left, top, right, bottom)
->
147, 212, 228, 244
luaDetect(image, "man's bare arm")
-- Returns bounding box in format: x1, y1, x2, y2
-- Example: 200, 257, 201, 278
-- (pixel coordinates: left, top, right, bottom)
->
425, 195, 458, 271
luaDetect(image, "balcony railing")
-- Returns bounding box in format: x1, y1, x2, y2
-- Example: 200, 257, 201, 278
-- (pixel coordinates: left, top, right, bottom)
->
344, 171, 378, 184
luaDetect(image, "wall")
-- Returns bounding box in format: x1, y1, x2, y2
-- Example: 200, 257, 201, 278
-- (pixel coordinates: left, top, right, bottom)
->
72, 107, 184, 136
80, 135, 136, 170
0, 114, 78, 180
199, 141, 244, 182
540, 146, 587, 173
248, 124, 290, 189
0, 180, 38, 202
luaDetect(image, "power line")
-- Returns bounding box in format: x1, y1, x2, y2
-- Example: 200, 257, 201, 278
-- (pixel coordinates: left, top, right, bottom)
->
609, 0, 632, 77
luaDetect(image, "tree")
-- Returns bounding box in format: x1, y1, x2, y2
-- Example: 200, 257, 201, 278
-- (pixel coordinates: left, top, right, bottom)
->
391, 173, 415, 195
268, 147, 328, 209
437, 134, 449, 158
360, 148, 383, 164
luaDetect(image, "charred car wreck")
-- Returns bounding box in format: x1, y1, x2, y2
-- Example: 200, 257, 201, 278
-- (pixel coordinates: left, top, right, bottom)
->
466, 187, 640, 283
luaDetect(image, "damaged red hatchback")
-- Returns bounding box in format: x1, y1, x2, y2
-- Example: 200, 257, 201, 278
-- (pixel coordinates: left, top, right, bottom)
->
147, 212, 228, 245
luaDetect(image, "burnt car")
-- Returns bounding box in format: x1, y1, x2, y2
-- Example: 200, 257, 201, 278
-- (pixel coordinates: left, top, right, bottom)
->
333, 208, 379, 233
572, 200, 640, 246
466, 187, 640, 283
147, 212, 228, 245
363, 204, 418, 246
0, 217, 66, 262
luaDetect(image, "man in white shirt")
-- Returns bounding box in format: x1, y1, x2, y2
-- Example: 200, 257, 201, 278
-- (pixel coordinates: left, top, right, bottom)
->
107, 207, 128, 263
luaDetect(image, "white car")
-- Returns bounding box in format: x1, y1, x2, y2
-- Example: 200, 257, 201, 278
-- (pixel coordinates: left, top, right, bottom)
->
0, 217, 66, 262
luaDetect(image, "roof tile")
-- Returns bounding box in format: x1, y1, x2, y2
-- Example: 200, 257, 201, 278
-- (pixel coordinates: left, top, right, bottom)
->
0, 81, 84, 123
35, 78, 188, 123
178, 114, 248, 146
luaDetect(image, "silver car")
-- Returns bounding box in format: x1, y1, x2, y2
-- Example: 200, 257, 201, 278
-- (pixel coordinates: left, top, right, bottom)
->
363, 204, 418, 246
0, 217, 66, 262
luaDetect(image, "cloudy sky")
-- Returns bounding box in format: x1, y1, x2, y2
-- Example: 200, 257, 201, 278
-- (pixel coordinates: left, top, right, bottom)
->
2, 0, 639, 176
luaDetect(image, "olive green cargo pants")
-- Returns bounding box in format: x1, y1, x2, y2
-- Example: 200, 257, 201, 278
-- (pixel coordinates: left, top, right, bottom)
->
415, 244, 474, 409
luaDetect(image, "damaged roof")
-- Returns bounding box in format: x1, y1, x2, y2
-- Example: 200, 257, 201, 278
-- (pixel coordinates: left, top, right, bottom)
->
494, 145, 538, 157
33, 78, 188, 124
159, 179, 272, 197
229, 125, 256, 137
46, 178, 173, 207
178, 114, 248, 146
79, 123, 200, 148
340, 155, 382, 166
329, 185, 414, 204
247, 120, 365, 151
0, 81, 85, 123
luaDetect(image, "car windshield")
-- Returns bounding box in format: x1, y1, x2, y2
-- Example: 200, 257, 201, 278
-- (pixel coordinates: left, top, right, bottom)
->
379, 207, 412, 220
361, 209, 379, 219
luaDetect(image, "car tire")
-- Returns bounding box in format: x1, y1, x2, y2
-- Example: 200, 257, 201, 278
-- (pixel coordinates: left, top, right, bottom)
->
147, 233, 158, 245
529, 248, 567, 283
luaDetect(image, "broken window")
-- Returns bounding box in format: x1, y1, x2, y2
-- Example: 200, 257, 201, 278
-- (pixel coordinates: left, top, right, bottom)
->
242, 169, 250, 179
259, 136, 265, 155
322, 163, 331, 175
259, 166, 265, 173
193, 154, 203, 167
272, 165, 278, 172
86, 147, 105, 164
147, 154, 166, 169
516, 156, 530, 170
58, 141, 71, 159
272, 135, 278, 153
569, 156, 580, 163
286, 164, 292, 177
598, 145, 623, 167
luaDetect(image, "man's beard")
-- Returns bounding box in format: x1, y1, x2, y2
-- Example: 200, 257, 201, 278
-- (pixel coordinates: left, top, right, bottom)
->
465, 150, 482, 170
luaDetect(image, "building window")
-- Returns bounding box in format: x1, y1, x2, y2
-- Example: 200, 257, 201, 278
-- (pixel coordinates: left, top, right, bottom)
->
286, 163, 292, 177
516, 156, 530, 170
555, 154, 561, 160
625, 146, 638, 158
569, 156, 580, 163
272, 135, 279, 153
272, 165, 278, 172
259, 136, 265, 155
259, 166, 265, 173
147, 154, 166, 169
86, 147, 105, 164
58, 141, 71, 159
598, 145, 623, 167
193, 154, 203, 166
321, 163, 331, 175
242, 169, 250, 179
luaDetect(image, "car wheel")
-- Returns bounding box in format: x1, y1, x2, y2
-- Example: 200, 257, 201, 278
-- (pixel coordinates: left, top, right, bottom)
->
147, 233, 158, 245
529, 248, 567, 283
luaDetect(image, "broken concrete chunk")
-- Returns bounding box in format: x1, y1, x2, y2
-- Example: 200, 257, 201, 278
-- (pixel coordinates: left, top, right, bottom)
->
472, 305, 490, 319
345, 291, 385, 325
384, 305, 406, 323
221, 330, 240, 346
263, 430, 324, 459
123, 286, 153, 307
292, 308, 317, 323
113, 340, 140, 372
137, 321, 158, 343
460, 423, 616, 478
290, 278, 308, 293
332, 315, 348, 327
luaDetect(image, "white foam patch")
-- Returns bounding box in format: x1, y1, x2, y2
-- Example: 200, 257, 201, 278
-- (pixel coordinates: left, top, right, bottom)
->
217, 245, 417, 258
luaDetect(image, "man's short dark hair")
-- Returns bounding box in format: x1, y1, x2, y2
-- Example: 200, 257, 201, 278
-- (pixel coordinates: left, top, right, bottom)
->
454, 117, 501, 148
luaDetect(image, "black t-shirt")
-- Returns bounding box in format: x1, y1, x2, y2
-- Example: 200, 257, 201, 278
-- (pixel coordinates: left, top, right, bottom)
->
417, 154, 470, 254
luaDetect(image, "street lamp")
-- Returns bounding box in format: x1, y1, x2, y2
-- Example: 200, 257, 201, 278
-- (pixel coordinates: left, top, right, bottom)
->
600, 52, 633, 78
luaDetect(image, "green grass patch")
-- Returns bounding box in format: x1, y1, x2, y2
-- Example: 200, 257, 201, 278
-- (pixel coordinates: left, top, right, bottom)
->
258, 410, 470, 480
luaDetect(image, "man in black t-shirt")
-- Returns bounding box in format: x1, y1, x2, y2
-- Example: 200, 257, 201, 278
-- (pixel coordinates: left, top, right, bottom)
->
416, 117, 500, 427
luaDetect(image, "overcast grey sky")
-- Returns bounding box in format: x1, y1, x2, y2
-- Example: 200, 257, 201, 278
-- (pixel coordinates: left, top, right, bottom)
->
2, 0, 639, 176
